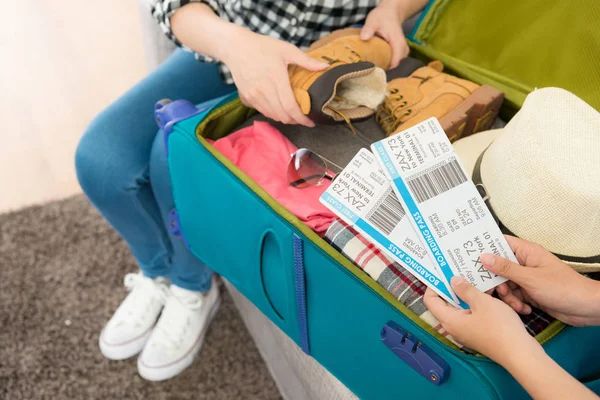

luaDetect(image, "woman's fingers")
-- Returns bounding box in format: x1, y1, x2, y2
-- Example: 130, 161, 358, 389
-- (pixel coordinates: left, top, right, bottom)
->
285, 47, 329, 71
246, 76, 291, 123
497, 286, 531, 314
275, 69, 315, 127
360, 18, 377, 40
250, 90, 279, 122
522, 292, 541, 310
496, 282, 510, 296
381, 26, 406, 68
249, 79, 315, 127
424, 289, 456, 322
265, 88, 292, 124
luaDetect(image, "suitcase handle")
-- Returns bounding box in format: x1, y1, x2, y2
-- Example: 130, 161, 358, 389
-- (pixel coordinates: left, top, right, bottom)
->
381, 321, 450, 385
258, 229, 288, 321
257, 232, 310, 355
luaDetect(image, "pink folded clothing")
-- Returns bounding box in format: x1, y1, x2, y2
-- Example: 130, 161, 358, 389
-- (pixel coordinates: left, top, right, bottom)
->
211, 121, 336, 234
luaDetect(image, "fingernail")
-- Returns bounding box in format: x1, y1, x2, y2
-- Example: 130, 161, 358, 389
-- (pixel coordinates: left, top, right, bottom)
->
480, 253, 495, 267
451, 276, 466, 286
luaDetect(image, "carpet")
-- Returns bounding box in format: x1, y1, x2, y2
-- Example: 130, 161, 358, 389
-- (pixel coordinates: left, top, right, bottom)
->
0, 196, 281, 400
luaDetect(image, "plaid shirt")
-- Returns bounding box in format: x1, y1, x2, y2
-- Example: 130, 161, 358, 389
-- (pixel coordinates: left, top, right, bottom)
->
325, 219, 555, 349
151, 0, 379, 83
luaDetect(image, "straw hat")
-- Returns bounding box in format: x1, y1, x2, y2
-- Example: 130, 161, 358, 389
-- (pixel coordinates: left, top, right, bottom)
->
453, 87, 600, 273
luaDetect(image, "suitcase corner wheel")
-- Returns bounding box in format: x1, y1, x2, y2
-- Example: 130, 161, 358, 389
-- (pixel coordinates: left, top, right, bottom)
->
381, 321, 450, 386
154, 98, 208, 156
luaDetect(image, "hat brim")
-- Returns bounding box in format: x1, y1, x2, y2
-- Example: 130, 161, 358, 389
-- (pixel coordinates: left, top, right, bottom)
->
568, 261, 600, 274
453, 128, 502, 177
453, 129, 600, 273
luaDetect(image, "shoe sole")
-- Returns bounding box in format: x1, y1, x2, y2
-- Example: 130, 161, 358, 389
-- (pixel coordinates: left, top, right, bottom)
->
439, 85, 504, 142
137, 296, 222, 382
99, 326, 154, 361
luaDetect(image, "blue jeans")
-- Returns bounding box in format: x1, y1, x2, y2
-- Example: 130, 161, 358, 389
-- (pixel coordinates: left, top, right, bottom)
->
75, 49, 236, 292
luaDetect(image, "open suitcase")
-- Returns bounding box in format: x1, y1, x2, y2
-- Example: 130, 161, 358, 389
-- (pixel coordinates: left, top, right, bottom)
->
155, 1, 600, 398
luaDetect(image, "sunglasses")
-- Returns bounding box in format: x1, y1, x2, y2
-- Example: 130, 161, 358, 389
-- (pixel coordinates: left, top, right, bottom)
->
287, 148, 343, 188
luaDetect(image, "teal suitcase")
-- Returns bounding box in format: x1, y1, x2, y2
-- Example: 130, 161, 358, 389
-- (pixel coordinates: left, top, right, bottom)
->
155, 0, 600, 397
155, 93, 600, 399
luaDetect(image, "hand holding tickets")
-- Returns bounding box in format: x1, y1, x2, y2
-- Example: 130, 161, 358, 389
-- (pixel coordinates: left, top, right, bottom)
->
322, 118, 518, 309
319, 149, 459, 306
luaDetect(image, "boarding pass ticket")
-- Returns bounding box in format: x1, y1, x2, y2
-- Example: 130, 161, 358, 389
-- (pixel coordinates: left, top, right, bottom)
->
371, 118, 514, 301
319, 149, 460, 306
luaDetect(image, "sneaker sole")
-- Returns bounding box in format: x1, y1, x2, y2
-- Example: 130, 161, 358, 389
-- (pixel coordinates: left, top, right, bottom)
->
137, 296, 222, 381
439, 85, 504, 142
99, 326, 154, 361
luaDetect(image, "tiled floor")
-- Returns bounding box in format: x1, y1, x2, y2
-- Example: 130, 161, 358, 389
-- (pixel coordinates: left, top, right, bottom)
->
0, 1, 147, 213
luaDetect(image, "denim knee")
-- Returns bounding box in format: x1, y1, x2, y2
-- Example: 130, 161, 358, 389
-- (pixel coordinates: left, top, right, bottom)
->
75, 112, 149, 206
76, 132, 111, 207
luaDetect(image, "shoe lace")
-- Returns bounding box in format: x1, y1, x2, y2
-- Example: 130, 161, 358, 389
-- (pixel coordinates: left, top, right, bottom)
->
376, 75, 431, 134
119, 273, 169, 328
345, 45, 362, 63
325, 103, 358, 135
320, 44, 363, 135
376, 89, 411, 134
150, 291, 204, 351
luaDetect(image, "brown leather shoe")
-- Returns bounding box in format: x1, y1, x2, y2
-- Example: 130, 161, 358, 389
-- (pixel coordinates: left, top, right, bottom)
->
377, 61, 504, 141
289, 28, 392, 124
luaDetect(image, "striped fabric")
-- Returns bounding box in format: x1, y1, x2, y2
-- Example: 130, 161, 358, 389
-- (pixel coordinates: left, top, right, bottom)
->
324, 219, 555, 350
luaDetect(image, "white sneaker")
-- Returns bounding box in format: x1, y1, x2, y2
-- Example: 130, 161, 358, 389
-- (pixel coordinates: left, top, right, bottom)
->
99, 273, 169, 360
137, 276, 221, 381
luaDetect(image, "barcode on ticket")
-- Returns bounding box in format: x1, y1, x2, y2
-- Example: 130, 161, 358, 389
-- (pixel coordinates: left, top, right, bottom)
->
406, 157, 467, 203
365, 187, 406, 235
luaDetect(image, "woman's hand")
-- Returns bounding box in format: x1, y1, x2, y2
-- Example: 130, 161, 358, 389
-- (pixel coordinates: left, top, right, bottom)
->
425, 278, 598, 400
360, 1, 409, 68
424, 277, 538, 365
484, 236, 600, 327
223, 29, 329, 127
171, 3, 327, 126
